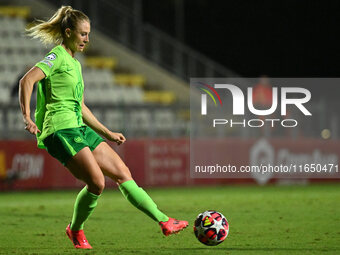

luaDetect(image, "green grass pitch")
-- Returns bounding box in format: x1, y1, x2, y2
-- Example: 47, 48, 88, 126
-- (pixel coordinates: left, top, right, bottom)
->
0, 184, 339, 255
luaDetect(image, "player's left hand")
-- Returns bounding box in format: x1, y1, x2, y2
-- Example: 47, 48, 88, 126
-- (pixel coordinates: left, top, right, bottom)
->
106, 131, 126, 145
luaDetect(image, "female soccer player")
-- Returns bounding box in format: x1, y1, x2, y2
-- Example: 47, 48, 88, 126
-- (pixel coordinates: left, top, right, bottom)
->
19, 6, 188, 249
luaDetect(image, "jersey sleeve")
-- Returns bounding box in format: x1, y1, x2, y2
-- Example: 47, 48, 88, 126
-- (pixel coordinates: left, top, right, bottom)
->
35, 51, 62, 78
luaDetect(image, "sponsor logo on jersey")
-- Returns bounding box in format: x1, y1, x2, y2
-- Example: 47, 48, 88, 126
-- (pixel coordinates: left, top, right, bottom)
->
45, 53, 56, 61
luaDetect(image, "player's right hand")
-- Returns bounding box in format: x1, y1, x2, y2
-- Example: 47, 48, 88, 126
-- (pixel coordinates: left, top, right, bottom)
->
23, 117, 41, 135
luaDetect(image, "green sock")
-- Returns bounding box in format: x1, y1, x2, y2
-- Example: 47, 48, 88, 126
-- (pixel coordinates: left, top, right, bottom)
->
70, 186, 100, 231
119, 180, 169, 222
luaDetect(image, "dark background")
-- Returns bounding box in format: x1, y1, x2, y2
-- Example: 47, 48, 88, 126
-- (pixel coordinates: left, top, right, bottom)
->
143, 0, 340, 77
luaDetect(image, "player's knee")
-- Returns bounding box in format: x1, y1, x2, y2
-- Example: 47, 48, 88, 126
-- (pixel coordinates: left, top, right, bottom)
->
116, 165, 132, 184
88, 178, 105, 195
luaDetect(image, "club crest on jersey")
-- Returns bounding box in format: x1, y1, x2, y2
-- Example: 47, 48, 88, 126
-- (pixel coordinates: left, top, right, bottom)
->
45, 53, 56, 61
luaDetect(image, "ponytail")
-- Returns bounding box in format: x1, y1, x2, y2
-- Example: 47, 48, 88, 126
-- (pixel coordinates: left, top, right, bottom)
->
26, 6, 89, 45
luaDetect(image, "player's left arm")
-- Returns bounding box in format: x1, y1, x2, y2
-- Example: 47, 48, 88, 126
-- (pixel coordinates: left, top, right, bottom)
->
81, 99, 126, 145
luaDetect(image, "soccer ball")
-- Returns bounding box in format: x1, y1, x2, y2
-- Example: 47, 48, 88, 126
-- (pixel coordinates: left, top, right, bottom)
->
193, 210, 229, 246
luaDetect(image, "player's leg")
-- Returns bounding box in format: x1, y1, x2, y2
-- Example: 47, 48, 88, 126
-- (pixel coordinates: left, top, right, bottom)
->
44, 129, 105, 231
66, 147, 105, 230
65, 147, 105, 249
92, 142, 168, 221
92, 142, 188, 235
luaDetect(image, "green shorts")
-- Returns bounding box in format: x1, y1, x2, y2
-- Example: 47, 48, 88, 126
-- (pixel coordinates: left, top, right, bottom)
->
43, 126, 105, 166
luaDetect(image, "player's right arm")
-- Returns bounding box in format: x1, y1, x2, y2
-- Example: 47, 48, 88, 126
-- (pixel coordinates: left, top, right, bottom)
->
19, 67, 45, 135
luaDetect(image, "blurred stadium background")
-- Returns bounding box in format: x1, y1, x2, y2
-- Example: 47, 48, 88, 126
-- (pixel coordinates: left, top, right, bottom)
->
0, 0, 339, 188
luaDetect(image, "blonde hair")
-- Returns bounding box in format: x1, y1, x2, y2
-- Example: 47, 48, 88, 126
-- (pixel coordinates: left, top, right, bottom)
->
26, 6, 90, 45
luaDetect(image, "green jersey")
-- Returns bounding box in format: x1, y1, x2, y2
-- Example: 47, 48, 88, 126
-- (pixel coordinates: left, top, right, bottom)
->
35, 45, 85, 148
